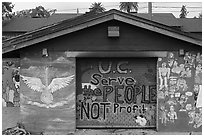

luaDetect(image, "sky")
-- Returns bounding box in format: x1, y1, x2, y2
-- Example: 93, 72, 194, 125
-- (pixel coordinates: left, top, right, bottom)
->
7, 0, 204, 18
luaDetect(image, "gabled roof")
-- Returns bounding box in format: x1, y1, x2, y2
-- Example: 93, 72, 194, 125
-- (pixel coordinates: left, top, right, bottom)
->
177, 18, 202, 32
2, 13, 82, 32
3, 12, 201, 33
132, 13, 181, 27
2, 9, 201, 54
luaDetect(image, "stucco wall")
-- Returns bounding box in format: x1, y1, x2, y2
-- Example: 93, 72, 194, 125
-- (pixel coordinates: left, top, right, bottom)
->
2, 51, 202, 134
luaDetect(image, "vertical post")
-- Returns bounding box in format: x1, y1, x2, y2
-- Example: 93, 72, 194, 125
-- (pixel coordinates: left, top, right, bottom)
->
148, 2, 152, 20
77, 8, 79, 15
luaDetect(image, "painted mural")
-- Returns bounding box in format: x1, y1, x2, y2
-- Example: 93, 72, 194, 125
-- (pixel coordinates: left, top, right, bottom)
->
2, 59, 20, 107
158, 51, 202, 132
76, 58, 157, 128
20, 55, 75, 134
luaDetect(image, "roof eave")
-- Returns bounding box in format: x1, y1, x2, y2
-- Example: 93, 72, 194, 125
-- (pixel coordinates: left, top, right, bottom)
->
2, 9, 202, 54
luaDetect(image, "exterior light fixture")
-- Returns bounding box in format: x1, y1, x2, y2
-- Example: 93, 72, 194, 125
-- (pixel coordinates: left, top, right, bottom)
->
42, 48, 48, 57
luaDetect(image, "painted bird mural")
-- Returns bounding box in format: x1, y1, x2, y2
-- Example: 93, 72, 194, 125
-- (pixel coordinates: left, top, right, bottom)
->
21, 75, 74, 105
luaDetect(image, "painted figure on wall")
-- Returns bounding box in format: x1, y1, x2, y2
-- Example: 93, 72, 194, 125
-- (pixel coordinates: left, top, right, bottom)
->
196, 53, 202, 63
178, 94, 188, 111
176, 78, 188, 92
169, 76, 178, 95
158, 52, 202, 132
195, 64, 202, 84
171, 62, 185, 75
194, 108, 202, 128
167, 105, 177, 123
184, 52, 196, 68
159, 105, 168, 126
2, 60, 20, 107
159, 62, 170, 90
188, 107, 202, 128
167, 52, 176, 67
188, 109, 196, 124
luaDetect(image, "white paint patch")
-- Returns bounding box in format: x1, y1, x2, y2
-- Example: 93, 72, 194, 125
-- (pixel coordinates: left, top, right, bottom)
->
82, 83, 97, 90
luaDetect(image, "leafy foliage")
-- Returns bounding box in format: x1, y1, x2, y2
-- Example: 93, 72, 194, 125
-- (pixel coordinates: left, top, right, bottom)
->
89, 2, 106, 13
2, 2, 14, 20
198, 13, 202, 18
119, 2, 138, 13
179, 5, 188, 18
15, 6, 56, 18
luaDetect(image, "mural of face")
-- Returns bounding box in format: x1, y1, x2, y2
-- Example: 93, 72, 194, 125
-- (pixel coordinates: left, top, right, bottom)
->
179, 94, 188, 111
186, 104, 192, 111
177, 78, 188, 92
162, 62, 167, 68
169, 52, 174, 59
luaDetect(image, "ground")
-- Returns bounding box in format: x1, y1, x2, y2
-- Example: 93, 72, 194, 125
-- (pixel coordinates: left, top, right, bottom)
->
72, 129, 202, 135
2, 107, 202, 135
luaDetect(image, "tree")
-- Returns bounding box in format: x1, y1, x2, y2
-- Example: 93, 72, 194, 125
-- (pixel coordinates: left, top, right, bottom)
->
15, 6, 56, 18
2, 2, 14, 20
198, 13, 202, 18
179, 5, 188, 18
119, 2, 138, 13
89, 2, 105, 13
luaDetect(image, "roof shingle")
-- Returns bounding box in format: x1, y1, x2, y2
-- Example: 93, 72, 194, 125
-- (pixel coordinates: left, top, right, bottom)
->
2, 12, 202, 33
2, 13, 82, 32
177, 18, 202, 32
